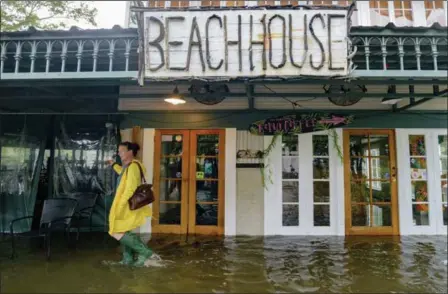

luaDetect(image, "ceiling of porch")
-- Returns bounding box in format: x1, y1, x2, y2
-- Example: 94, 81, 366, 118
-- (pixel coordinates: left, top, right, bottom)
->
118, 83, 448, 111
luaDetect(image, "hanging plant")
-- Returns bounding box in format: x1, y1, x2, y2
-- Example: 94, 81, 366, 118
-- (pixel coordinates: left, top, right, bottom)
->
244, 113, 353, 189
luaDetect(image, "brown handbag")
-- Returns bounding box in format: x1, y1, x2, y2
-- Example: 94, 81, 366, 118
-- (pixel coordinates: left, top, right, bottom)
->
126, 162, 155, 210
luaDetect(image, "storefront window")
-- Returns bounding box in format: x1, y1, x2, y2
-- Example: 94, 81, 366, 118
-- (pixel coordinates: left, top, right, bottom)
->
226, 0, 246, 6
394, 0, 413, 26
438, 135, 447, 226
425, 0, 447, 26
409, 135, 430, 226
313, 135, 330, 226
282, 135, 299, 226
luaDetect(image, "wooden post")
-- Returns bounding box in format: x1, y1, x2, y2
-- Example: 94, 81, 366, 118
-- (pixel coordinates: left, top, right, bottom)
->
132, 126, 144, 160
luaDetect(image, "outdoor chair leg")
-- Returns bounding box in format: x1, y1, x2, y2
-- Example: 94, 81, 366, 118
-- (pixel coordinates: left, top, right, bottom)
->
10, 236, 16, 259
46, 232, 51, 260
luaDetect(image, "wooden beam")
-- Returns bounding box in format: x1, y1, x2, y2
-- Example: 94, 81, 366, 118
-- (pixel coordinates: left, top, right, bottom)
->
131, 126, 144, 161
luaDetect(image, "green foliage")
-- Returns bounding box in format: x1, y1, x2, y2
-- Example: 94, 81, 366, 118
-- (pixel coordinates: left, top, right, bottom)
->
0, 1, 98, 31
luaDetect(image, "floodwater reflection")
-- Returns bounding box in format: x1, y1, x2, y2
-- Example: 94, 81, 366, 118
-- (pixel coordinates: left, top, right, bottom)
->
0, 234, 446, 293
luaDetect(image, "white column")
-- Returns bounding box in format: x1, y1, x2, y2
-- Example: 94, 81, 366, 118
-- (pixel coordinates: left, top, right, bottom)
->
333, 128, 345, 236
299, 134, 313, 229
225, 128, 237, 236
135, 128, 155, 238
264, 135, 282, 235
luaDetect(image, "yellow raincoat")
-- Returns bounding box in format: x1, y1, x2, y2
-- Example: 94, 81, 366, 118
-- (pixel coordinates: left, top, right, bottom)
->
108, 159, 152, 235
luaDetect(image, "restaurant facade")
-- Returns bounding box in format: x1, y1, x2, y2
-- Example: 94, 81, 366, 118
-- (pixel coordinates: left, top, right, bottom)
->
0, 0, 447, 237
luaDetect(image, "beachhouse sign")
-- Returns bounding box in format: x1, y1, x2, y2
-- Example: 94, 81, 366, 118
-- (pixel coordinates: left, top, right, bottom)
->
143, 7, 350, 79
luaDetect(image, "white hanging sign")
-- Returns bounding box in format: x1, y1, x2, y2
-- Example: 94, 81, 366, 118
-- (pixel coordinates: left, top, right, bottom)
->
143, 8, 349, 79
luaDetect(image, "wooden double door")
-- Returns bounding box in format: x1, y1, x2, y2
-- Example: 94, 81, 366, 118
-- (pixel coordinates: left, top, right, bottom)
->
152, 130, 225, 235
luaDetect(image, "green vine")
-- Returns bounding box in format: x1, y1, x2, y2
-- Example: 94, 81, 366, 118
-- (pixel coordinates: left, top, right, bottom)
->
245, 114, 353, 189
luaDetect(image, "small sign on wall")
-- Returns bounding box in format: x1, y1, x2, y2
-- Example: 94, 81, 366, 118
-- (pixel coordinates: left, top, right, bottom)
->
249, 113, 354, 136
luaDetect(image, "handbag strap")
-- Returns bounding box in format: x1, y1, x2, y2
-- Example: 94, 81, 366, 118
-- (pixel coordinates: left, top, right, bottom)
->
125, 162, 146, 184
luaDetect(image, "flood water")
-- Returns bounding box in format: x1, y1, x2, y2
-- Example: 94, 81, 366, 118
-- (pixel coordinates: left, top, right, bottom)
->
0, 234, 447, 293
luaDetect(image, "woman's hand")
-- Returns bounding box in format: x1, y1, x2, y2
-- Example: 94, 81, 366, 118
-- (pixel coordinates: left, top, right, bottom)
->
106, 159, 115, 166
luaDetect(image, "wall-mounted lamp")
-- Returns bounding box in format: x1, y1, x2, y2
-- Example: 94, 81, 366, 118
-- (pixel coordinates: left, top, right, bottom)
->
164, 86, 186, 105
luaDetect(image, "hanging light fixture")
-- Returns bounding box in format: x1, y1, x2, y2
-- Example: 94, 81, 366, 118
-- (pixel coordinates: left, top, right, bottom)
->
164, 86, 186, 105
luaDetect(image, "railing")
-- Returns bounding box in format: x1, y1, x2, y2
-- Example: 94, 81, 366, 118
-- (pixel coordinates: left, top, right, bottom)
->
350, 25, 447, 78
0, 27, 139, 80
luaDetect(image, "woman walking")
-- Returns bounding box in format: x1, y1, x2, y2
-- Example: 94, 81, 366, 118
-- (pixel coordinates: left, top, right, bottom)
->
106, 141, 155, 267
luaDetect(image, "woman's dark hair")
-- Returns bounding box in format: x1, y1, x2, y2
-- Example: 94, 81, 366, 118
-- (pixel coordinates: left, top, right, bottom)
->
119, 141, 140, 156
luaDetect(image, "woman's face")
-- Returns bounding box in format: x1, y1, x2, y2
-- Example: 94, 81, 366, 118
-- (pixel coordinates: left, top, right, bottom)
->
118, 145, 133, 162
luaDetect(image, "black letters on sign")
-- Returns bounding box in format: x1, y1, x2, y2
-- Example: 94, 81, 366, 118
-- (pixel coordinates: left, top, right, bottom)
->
206, 15, 224, 70
186, 16, 206, 72
328, 14, 345, 71
289, 14, 308, 69
165, 16, 185, 71
268, 14, 286, 69
147, 16, 165, 71
224, 15, 242, 72
309, 13, 326, 70
249, 14, 267, 71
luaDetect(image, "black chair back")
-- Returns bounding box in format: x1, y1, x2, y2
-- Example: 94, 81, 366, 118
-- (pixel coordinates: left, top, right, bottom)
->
74, 193, 98, 216
40, 198, 78, 227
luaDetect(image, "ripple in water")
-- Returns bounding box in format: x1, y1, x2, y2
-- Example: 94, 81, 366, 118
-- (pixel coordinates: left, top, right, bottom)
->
0, 234, 446, 293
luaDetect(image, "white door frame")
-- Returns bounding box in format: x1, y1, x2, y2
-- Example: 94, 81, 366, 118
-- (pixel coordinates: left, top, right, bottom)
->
396, 128, 447, 235
264, 129, 345, 236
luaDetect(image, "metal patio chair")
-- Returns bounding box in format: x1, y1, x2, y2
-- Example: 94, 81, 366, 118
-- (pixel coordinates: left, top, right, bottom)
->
69, 192, 99, 240
9, 197, 78, 260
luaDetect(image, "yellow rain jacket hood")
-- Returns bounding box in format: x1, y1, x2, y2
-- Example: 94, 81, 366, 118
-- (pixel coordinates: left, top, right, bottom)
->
108, 159, 152, 234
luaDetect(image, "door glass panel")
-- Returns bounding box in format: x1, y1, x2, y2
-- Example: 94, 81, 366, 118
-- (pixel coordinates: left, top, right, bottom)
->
282, 157, 299, 179
350, 157, 369, 180
282, 204, 299, 226
351, 181, 370, 203
352, 205, 369, 226
349, 133, 394, 229
371, 181, 391, 202
160, 157, 182, 178
158, 133, 185, 227
313, 135, 329, 156
313, 182, 329, 203
409, 135, 430, 226
197, 135, 219, 156
369, 135, 390, 156
282, 135, 299, 156
159, 203, 181, 224
409, 135, 426, 156
282, 181, 298, 203
282, 135, 299, 226
313, 158, 329, 179
412, 204, 429, 226
196, 204, 218, 225
159, 179, 182, 201
314, 205, 330, 226
196, 181, 218, 202
195, 157, 218, 179
372, 205, 392, 227
161, 135, 183, 156
193, 132, 221, 229
349, 135, 369, 156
